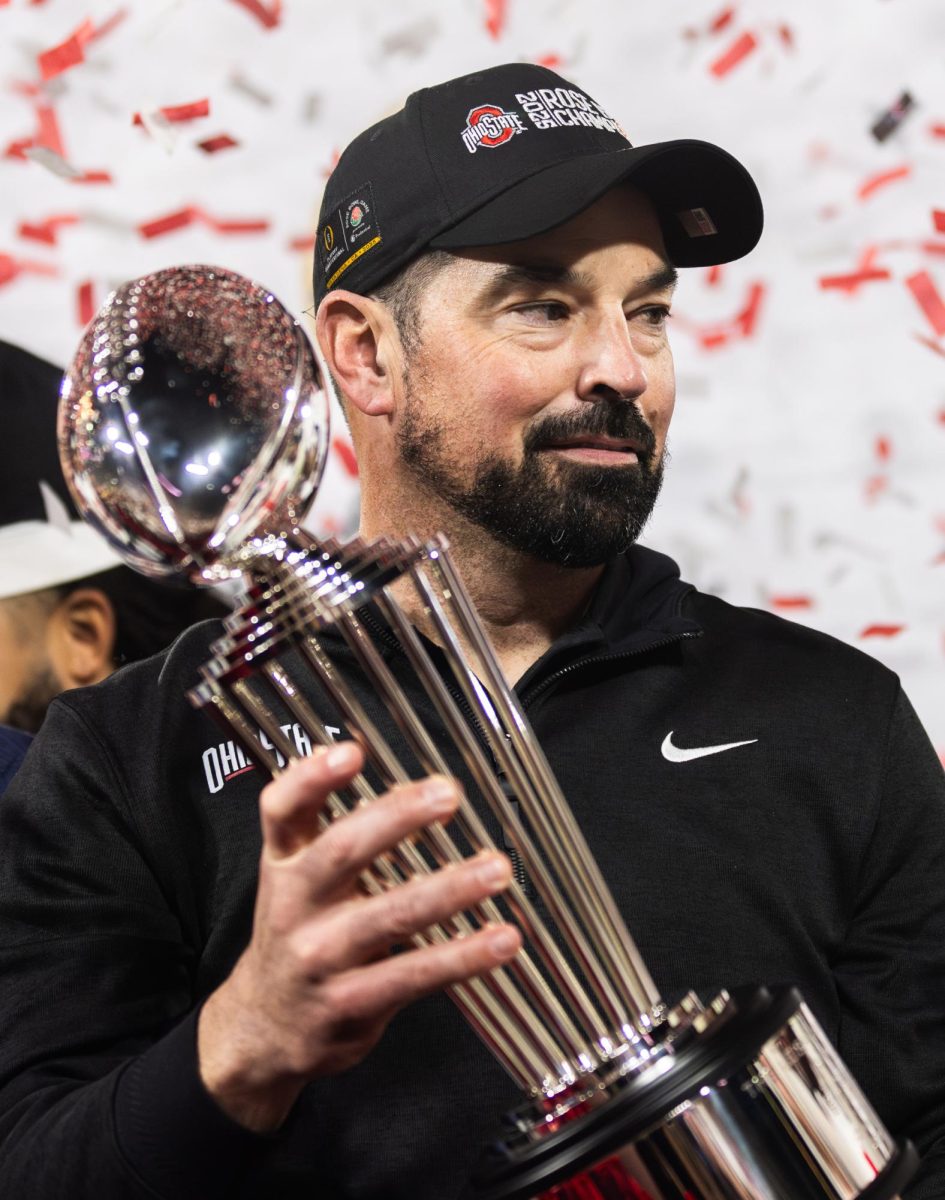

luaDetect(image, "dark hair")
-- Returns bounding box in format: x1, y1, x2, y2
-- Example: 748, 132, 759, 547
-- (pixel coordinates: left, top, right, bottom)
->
57, 566, 229, 667
371, 249, 455, 355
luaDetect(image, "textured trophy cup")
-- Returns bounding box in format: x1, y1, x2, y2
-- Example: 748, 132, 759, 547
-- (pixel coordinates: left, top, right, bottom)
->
59, 267, 917, 1200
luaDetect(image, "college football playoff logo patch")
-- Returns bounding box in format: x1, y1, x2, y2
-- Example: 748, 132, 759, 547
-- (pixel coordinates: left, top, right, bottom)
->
461, 105, 527, 154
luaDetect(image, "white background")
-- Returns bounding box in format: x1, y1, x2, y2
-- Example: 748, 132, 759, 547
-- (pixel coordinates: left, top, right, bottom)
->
1, 0, 943, 752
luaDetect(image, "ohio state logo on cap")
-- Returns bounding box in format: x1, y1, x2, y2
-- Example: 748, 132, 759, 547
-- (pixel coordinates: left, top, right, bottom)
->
461, 105, 527, 154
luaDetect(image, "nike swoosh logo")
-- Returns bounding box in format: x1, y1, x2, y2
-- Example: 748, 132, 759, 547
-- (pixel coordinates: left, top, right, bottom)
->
661, 731, 758, 763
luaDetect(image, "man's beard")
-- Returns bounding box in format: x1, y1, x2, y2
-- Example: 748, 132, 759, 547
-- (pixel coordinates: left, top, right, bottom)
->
4, 662, 61, 735
397, 393, 665, 568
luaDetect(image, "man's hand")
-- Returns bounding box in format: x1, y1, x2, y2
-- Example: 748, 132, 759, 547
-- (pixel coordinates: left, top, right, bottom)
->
197, 741, 520, 1132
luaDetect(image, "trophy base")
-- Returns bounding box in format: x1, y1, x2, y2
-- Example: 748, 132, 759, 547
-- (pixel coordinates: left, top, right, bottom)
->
470, 986, 918, 1200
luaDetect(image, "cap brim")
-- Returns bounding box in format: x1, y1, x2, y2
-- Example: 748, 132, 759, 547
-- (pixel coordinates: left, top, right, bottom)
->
0, 521, 122, 600
429, 139, 762, 267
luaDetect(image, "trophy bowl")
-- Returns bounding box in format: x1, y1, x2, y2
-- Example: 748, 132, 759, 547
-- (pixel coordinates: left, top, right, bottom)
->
58, 263, 328, 585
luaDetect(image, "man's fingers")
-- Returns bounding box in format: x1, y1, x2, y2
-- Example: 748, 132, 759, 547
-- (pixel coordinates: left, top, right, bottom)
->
295, 851, 514, 970
291, 773, 462, 891
326, 922, 523, 1024
260, 743, 364, 859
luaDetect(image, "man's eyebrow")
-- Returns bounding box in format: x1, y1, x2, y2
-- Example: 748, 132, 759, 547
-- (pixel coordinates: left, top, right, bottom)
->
476, 260, 678, 305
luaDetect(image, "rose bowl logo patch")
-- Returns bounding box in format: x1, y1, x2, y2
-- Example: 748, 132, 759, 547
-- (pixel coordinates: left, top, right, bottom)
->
461, 104, 526, 154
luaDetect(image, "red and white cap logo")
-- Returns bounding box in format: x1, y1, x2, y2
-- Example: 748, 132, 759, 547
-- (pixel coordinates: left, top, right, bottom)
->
461, 105, 527, 154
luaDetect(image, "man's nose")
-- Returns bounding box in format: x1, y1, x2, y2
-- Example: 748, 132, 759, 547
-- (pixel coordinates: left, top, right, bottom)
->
576, 314, 648, 402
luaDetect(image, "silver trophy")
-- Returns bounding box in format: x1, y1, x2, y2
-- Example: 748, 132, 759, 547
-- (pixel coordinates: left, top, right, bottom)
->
58, 265, 916, 1200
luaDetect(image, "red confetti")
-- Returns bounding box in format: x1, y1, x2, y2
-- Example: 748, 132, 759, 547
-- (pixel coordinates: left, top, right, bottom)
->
857, 164, 911, 201
708, 6, 737, 33
931, 123, 945, 139
734, 281, 765, 336
933, 210, 945, 235
77, 280, 95, 326
197, 134, 239, 154
70, 169, 112, 184
35, 8, 126, 79
915, 333, 945, 358
770, 596, 813, 610
859, 624, 905, 639
17, 214, 80, 245
138, 206, 270, 240
819, 267, 891, 293
864, 474, 888, 501
133, 98, 210, 127
0, 252, 59, 287
138, 207, 196, 239
35, 105, 65, 157
709, 31, 758, 78
288, 234, 315, 252
229, 0, 282, 28
875, 435, 892, 462
536, 54, 563, 69
778, 23, 794, 48
38, 19, 93, 81
483, 0, 508, 39
906, 270, 945, 337
87, 8, 127, 43
705, 264, 724, 287
205, 214, 269, 234
332, 437, 359, 478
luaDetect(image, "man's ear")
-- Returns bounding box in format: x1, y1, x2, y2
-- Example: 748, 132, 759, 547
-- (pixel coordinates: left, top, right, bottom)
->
316, 290, 400, 417
47, 588, 117, 689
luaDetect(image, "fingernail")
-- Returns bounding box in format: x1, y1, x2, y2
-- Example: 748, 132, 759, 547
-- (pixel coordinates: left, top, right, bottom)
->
325, 742, 359, 771
477, 855, 511, 889
488, 927, 519, 957
422, 776, 459, 816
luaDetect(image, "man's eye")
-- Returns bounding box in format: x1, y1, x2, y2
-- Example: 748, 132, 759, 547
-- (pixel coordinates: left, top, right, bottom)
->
633, 305, 672, 328
515, 301, 570, 323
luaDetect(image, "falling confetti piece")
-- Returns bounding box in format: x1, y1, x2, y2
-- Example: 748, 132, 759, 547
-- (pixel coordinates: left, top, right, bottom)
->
37, 19, 93, 81
197, 134, 239, 154
138, 206, 270, 239
709, 6, 737, 33
769, 596, 814, 610
860, 624, 905, 638
857, 164, 911, 202
905, 270, 945, 337
23, 145, 112, 183
0, 253, 59, 287
483, 0, 508, 39
133, 99, 210, 127
875, 436, 892, 462
933, 211, 945, 235
138, 207, 196, 239
17, 213, 80, 245
709, 31, 757, 78
871, 91, 915, 143
819, 267, 891, 293
77, 280, 95, 325
332, 437, 359, 477
229, 0, 282, 28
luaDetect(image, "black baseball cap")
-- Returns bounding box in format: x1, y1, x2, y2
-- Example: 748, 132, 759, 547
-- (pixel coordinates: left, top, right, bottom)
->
314, 62, 763, 307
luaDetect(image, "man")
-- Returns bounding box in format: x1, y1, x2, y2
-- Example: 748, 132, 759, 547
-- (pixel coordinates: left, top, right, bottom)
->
0, 64, 943, 1199
0, 338, 229, 735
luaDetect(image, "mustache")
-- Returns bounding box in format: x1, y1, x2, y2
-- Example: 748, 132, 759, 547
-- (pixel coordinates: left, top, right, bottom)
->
523, 402, 657, 463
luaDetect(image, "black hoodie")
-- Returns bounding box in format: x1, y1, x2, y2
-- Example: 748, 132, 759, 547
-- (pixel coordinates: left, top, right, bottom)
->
0, 546, 942, 1198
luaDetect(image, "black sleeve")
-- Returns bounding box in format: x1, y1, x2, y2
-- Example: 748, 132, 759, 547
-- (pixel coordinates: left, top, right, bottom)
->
0, 699, 263, 1199
833, 687, 945, 1197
